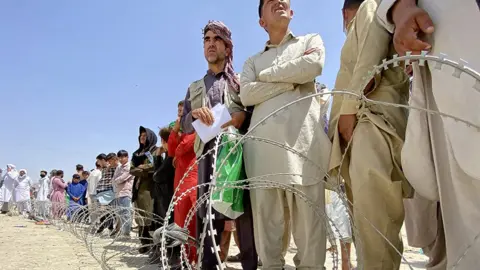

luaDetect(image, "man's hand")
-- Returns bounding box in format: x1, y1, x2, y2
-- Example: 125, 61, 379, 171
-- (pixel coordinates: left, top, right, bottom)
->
172, 157, 177, 168
338, 114, 357, 143
304, 47, 320, 55
221, 111, 246, 129
138, 164, 146, 169
391, 0, 434, 56
192, 107, 214, 126
172, 117, 181, 133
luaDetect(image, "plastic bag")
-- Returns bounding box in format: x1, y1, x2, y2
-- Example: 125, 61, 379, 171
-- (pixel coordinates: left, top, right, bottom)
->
211, 128, 245, 219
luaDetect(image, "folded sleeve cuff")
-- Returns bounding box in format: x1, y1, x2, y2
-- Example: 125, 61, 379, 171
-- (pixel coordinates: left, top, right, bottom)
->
228, 102, 244, 114
377, 0, 397, 34
339, 99, 361, 115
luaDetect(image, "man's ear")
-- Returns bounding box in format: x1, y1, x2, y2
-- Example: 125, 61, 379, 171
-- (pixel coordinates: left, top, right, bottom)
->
290, 9, 294, 18
226, 47, 232, 57
259, 18, 266, 28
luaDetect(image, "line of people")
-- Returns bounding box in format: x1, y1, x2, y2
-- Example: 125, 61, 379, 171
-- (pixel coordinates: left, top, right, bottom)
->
1, 0, 478, 270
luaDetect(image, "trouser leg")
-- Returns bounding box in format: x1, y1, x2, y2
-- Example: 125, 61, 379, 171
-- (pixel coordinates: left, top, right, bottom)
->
423, 206, 447, 270
251, 188, 287, 270
235, 190, 258, 270
349, 122, 405, 270
287, 183, 326, 270
197, 214, 225, 270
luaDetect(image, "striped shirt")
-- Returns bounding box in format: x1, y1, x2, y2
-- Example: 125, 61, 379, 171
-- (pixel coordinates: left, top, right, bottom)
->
96, 167, 115, 193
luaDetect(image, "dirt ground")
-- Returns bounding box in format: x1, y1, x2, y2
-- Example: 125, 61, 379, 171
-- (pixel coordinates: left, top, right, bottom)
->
0, 215, 100, 270
0, 214, 428, 270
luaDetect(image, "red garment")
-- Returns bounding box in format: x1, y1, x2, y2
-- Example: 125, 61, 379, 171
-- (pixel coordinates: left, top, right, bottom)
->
168, 131, 198, 262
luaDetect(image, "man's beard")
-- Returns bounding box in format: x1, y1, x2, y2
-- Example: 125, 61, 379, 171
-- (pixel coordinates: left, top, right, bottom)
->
207, 55, 225, 65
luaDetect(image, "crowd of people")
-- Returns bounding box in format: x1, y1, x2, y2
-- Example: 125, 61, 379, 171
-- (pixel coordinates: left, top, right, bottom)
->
1, 0, 479, 269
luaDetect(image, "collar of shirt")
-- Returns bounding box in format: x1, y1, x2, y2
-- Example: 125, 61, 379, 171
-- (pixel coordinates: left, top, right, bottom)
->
205, 69, 225, 78
263, 31, 297, 52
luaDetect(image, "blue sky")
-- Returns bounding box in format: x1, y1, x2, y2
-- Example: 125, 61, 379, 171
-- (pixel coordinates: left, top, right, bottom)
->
0, 0, 344, 179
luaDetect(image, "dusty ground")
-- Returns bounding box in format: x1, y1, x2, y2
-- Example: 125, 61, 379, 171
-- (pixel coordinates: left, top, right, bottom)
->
0, 215, 100, 270
0, 214, 427, 270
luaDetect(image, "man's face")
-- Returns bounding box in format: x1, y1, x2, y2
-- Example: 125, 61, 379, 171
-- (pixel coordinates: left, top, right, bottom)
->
203, 30, 229, 65
97, 159, 107, 168
342, 8, 358, 33
161, 138, 168, 150
107, 158, 118, 167
140, 132, 147, 145
259, 0, 293, 30
119, 156, 129, 165
177, 105, 184, 118
19, 171, 25, 176
82, 172, 89, 179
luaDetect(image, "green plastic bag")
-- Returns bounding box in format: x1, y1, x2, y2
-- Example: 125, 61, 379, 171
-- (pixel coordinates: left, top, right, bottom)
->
212, 129, 245, 219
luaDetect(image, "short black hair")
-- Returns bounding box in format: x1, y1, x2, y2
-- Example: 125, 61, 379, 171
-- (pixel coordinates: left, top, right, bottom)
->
117, 150, 129, 158
56, 170, 64, 176
96, 153, 107, 160
178, 100, 184, 107
106, 152, 117, 160
159, 127, 171, 142
343, 0, 364, 10
258, 0, 265, 17
76, 164, 84, 171
82, 171, 90, 176
72, 174, 81, 179
40, 170, 48, 174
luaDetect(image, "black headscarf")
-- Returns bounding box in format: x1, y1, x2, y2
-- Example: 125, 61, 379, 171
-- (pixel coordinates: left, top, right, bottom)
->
132, 126, 158, 167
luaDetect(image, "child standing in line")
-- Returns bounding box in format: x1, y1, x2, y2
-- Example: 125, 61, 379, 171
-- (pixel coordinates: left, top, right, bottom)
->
66, 174, 87, 222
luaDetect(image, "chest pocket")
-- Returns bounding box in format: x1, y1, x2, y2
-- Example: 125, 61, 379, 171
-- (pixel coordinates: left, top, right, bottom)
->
276, 38, 304, 65
188, 82, 205, 111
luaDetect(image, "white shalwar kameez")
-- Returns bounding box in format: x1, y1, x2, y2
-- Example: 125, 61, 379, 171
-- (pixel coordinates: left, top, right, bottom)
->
0, 164, 18, 210
35, 176, 51, 218
14, 169, 32, 216
377, 1, 480, 269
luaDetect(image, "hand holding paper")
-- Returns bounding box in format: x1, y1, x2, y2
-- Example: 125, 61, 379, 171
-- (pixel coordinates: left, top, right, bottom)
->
192, 104, 232, 143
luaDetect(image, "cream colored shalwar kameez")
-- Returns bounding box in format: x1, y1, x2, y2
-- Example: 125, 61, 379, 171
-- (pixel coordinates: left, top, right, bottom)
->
240, 32, 331, 270
328, 0, 411, 269
378, 1, 480, 269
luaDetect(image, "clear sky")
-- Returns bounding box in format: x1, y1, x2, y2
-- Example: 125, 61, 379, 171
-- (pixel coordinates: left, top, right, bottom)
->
0, 0, 344, 179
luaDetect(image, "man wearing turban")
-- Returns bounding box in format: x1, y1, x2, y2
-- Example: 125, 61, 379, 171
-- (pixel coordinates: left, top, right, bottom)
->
180, 21, 257, 269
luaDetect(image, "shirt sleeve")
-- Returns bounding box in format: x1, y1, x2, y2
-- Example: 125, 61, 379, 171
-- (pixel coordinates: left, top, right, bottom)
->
180, 89, 195, 134
239, 56, 295, 106
258, 34, 325, 84
376, 0, 397, 33
175, 133, 196, 158
340, 0, 392, 115
167, 131, 179, 158
227, 75, 245, 114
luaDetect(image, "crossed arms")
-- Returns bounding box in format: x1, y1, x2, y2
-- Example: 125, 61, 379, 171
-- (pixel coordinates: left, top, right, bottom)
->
240, 34, 325, 106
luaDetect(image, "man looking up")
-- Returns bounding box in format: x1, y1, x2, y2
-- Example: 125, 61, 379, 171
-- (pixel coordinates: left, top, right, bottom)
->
240, 0, 330, 269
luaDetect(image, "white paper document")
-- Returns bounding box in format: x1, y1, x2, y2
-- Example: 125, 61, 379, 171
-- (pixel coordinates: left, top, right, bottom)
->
192, 103, 232, 143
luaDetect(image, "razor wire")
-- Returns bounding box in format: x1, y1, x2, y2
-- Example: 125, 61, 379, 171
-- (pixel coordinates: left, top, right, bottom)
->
4, 52, 479, 270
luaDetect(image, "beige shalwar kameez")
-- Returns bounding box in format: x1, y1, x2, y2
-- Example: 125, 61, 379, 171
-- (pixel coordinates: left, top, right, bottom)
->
404, 194, 446, 269
240, 32, 331, 270
378, 1, 480, 269
328, 0, 411, 269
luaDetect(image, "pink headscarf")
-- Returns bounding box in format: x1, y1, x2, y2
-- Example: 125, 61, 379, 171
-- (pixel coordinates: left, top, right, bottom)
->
203, 20, 240, 92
